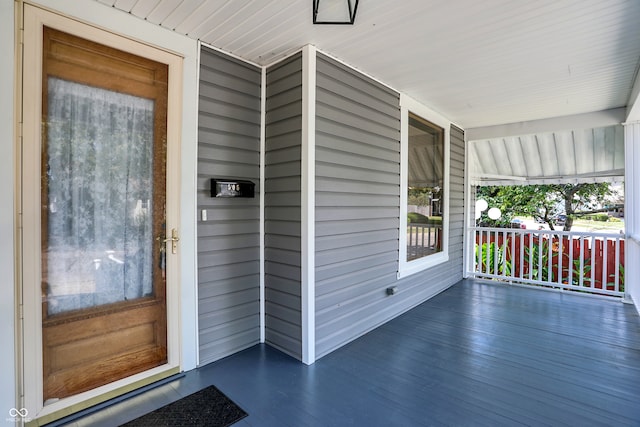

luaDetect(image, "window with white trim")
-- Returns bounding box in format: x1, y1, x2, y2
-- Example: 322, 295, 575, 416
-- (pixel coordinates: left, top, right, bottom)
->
398, 96, 450, 278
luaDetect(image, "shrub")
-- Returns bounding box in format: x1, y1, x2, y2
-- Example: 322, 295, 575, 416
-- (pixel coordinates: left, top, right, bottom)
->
408, 212, 429, 223
407, 213, 442, 225
593, 213, 609, 222
427, 216, 443, 225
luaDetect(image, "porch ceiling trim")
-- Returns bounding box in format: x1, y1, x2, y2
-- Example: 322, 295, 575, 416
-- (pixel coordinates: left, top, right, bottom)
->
469, 123, 625, 186
466, 108, 625, 141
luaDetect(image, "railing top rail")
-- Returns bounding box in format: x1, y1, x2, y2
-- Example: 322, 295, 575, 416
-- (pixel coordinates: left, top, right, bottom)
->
470, 226, 625, 239
409, 223, 443, 228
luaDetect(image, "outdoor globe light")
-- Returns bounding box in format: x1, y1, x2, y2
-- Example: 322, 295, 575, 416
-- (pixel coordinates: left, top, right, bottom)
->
488, 207, 502, 220
476, 199, 488, 212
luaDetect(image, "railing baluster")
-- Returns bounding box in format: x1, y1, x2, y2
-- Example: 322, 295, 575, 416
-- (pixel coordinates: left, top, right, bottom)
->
477, 229, 482, 274
519, 232, 525, 279
557, 235, 563, 287
486, 228, 490, 276
485, 228, 489, 275
424, 225, 428, 254
614, 237, 620, 292
569, 235, 574, 287
537, 233, 543, 282
579, 236, 585, 288
425, 225, 429, 251
433, 224, 436, 248
424, 225, 428, 256
590, 235, 596, 289
602, 236, 608, 291
493, 231, 498, 276
502, 230, 507, 277
510, 230, 515, 279
408, 225, 413, 259
547, 234, 553, 283
528, 232, 534, 281
483, 229, 488, 275
477, 228, 482, 274
480, 228, 485, 275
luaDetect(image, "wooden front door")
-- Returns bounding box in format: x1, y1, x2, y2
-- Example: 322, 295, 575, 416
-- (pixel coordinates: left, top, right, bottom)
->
40, 27, 170, 400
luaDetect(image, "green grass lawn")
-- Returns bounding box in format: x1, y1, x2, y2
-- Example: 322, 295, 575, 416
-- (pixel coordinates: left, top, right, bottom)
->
519, 216, 625, 233
572, 218, 625, 232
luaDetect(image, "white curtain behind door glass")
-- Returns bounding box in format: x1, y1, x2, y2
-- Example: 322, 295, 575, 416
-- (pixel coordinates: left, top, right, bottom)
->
45, 77, 155, 315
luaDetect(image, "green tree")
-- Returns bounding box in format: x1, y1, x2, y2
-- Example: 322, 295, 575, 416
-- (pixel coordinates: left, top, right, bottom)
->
408, 187, 431, 207
408, 187, 442, 208
476, 183, 617, 231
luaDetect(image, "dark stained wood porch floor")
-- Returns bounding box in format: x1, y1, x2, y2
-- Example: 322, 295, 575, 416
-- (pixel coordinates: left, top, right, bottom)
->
65, 280, 640, 426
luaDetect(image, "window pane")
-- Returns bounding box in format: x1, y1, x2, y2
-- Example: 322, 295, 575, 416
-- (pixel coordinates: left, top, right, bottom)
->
407, 113, 444, 261
44, 77, 156, 315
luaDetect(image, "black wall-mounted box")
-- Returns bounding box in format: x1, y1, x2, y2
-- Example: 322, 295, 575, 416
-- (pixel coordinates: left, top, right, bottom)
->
211, 179, 255, 198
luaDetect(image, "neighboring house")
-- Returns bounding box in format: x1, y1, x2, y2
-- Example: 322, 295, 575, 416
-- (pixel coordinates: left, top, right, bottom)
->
1, 1, 639, 425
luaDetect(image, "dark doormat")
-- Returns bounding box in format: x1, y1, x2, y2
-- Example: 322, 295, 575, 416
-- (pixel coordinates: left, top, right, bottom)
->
120, 385, 248, 427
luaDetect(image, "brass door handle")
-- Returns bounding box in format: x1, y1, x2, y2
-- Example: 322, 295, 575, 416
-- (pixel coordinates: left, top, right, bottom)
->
157, 228, 179, 254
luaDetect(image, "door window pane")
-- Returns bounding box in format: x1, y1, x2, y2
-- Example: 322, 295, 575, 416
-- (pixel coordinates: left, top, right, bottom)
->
44, 77, 155, 315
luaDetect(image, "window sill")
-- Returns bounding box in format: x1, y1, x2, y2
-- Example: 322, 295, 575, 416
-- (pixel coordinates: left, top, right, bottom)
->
397, 252, 449, 280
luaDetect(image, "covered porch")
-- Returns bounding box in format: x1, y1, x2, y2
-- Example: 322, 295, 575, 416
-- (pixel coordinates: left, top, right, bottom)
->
3, 1, 640, 425
66, 279, 640, 426
464, 110, 634, 303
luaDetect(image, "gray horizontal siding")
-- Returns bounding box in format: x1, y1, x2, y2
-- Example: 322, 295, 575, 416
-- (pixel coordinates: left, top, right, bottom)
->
314, 53, 401, 358
314, 53, 465, 359
264, 52, 303, 360
197, 46, 262, 366
315, 122, 466, 357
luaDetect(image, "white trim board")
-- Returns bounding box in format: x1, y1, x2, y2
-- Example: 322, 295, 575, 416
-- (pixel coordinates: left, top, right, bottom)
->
1, 0, 17, 418
301, 45, 317, 365
398, 94, 451, 279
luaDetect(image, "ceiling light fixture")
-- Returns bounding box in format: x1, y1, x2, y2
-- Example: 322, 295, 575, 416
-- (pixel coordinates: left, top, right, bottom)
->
313, 0, 359, 25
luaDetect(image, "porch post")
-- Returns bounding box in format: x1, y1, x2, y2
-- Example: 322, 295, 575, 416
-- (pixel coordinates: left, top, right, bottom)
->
463, 132, 477, 279
463, 133, 471, 277
624, 122, 640, 313
301, 45, 316, 364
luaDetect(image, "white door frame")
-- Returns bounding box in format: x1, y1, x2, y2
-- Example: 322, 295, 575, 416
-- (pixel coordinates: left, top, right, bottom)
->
20, 4, 184, 422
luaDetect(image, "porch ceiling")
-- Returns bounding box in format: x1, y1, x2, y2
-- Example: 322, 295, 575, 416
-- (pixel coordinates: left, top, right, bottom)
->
469, 124, 625, 186
95, 0, 640, 129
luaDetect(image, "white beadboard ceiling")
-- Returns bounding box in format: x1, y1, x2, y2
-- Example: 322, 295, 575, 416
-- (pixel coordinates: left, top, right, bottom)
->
96, 0, 640, 129
94, 0, 640, 183
469, 125, 625, 186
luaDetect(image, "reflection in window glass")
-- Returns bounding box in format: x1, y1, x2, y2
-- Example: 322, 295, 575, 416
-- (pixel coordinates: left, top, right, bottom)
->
406, 113, 444, 261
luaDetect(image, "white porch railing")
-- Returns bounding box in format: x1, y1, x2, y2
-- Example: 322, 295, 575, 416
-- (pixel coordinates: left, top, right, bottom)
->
408, 223, 442, 260
467, 227, 625, 298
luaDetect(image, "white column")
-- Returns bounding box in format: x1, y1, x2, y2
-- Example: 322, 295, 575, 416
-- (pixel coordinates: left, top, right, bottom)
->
624, 122, 640, 313
260, 67, 267, 343
301, 45, 316, 364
